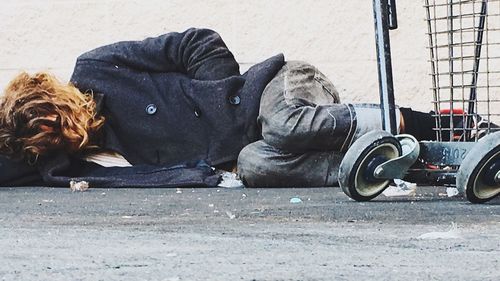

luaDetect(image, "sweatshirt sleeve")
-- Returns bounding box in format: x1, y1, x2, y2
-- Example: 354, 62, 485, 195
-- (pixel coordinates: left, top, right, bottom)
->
76, 28, 240, 80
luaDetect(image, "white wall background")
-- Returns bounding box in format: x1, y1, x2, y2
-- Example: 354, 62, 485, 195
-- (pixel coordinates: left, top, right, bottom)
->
0, 0, 433, 110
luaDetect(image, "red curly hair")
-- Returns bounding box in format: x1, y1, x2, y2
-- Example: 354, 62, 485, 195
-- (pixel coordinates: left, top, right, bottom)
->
0, 72, 105, 163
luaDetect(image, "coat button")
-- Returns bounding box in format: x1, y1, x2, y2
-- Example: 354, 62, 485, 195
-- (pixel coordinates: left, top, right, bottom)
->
194, 106, 202, 118
146, 104, 157, 115
228, 95, 241, 105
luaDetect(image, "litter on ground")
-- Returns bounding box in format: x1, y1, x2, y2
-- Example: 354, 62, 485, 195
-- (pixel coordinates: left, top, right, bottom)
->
382, 179, 417, 197
218, 171, 245, 188
417, 223, 462, 240
446, 187, 459, 197
69, 180, 89, 192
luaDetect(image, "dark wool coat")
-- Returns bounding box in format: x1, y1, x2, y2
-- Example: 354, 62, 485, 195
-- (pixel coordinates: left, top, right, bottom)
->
0, 28, 284, 188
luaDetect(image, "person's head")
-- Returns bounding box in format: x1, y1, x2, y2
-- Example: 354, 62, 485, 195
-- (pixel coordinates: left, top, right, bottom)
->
0, 72, 105, 163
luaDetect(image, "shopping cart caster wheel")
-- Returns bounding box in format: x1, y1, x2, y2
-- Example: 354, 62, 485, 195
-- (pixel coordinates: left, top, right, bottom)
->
339, 130, 402, 201
457, 131, 500, 204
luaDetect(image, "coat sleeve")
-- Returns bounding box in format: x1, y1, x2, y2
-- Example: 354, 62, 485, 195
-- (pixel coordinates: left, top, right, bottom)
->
76, 28, 240, 80
0, 155, 42, 186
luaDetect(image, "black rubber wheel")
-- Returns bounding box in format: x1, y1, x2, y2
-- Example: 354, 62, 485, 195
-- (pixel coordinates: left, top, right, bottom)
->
456, 131, 500, 204
339, 130, 402, 201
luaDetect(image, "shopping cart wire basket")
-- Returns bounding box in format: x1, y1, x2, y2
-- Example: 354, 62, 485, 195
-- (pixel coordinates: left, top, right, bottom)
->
425, 0, 500, 141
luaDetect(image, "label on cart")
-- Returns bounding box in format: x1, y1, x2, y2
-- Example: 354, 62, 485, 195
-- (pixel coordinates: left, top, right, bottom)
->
419, 142, 475, 166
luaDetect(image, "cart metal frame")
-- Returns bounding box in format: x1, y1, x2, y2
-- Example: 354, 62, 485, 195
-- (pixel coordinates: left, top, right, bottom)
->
338, 0, 500, 203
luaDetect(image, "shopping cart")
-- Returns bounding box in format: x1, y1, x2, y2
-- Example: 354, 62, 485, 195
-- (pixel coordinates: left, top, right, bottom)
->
338, 0, 500, 203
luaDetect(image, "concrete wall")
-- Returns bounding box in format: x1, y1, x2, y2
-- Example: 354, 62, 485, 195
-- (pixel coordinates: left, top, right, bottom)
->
0, 1, 435, 110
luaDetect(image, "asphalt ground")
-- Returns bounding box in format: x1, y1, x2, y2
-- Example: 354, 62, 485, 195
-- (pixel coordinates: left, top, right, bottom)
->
0, 185, 499, 281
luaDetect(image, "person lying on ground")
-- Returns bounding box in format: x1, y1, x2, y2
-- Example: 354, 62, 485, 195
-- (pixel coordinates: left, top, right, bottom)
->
0, 28, 442, 188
